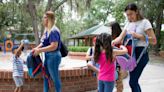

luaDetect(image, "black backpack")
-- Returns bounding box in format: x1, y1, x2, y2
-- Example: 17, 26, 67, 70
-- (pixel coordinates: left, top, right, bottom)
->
86, 47, 93, 62
60, 41, 68, 57
26, 52, 42, 77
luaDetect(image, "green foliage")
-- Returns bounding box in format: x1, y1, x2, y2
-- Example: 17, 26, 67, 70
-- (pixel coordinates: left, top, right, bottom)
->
68, 46, 89, 52
111, 0, 135, 23
160, 31, 164, 50
82, 0, 114, 28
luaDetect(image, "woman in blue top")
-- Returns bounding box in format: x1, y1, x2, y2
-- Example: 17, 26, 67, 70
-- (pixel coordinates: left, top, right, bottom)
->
33, 11, 61, 92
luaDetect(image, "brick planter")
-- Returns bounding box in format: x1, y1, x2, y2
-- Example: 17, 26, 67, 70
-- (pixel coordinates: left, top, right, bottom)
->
68, 52, 86, 60
0, 68, 97, 92
159, 51, 164, 58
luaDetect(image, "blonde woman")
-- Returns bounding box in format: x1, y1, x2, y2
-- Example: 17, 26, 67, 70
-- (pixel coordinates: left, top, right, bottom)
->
33, 11, 62, 92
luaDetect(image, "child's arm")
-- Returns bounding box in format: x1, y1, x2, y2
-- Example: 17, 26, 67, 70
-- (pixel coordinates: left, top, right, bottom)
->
113, 45, 128, 57
15, 43, 24, 56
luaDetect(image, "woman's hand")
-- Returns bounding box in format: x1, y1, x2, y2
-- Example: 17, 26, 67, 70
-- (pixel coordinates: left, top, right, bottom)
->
120, 45, 128, 52
129, 31, 139, 38
111, 40, 116, 47
33, 48, 41, 56
129, 31, 145, 41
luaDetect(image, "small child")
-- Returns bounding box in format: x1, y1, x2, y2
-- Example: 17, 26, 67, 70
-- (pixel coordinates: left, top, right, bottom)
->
86, 37, 99, 74
12, 42, 25, 92
94, 33, 127, 92
86, 37, 99, 91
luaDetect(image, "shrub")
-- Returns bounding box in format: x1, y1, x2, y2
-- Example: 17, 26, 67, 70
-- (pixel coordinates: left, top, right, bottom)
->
68, 46, 90, 52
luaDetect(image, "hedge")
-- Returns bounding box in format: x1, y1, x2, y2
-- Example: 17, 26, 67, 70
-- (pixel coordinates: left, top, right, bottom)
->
68, 46, 90, 52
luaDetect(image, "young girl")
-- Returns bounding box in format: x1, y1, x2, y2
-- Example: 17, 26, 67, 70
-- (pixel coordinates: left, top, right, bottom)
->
94, 33, 128, 92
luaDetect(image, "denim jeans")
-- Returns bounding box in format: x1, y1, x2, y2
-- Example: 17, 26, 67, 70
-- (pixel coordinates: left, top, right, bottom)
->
99, 80, 114, 92
44, 50, 61, 92
129, 47, 149, 92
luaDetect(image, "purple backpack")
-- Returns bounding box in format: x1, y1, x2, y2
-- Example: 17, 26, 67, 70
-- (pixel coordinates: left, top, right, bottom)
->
115, 34, 149, 72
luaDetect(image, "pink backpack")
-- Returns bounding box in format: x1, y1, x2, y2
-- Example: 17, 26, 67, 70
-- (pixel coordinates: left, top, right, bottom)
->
115, 34, 149, 72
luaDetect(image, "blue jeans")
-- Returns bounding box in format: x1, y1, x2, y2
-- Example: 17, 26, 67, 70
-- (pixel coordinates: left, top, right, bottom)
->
129, 47, 149, 92
44, 51, 61, 92
99, 80, 114, 92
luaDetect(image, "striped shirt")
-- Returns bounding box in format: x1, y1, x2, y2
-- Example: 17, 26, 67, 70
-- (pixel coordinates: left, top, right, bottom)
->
12, 55, 24, 77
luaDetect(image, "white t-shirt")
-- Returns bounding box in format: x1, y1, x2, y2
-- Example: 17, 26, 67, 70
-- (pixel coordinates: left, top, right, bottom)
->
124, 19, 152, 46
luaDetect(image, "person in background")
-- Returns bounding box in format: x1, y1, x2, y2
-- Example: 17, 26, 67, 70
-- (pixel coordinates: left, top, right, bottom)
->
86, 37, 99, 74
86, 37, 99, 91
110, 21, 126, 92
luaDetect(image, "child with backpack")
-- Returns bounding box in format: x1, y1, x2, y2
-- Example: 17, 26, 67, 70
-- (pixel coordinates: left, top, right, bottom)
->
94, 33, 128, 92
86, 37, 99, 75
12, 42, 25, 92
86, 37, 99, 91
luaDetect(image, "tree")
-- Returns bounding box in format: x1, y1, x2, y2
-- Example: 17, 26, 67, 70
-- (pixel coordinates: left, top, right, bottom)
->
137, 0, 164, 52
26, 0, 68, 45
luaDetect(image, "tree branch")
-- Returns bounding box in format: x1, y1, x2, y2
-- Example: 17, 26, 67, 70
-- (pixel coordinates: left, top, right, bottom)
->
45, 0, 52, 11
53, 0, 68, 12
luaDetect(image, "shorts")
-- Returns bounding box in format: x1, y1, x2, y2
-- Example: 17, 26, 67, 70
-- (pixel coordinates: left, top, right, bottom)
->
13, 76, 24, 87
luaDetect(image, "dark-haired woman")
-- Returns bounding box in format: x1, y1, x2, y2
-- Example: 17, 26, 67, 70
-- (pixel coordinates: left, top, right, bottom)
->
110, 21, 125, 92
112, 3, 156, 92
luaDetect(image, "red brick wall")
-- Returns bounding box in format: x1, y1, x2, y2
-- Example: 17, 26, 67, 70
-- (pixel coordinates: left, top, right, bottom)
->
0, 68, 97, 92
68, 52, 86, 60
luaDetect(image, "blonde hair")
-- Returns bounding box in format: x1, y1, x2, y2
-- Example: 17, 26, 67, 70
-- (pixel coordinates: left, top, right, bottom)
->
45, 11, 55, 32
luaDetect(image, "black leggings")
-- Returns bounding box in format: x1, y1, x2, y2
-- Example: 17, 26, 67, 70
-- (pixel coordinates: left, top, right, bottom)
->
129, 47, 149, 92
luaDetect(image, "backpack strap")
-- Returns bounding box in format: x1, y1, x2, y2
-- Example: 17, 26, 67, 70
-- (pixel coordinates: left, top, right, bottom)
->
124, 34, 149, 64
89, 47, 93, 56
136, 35, 149, 63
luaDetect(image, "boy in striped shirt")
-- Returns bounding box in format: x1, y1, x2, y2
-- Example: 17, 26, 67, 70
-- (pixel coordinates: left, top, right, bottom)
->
12, 42, 24, 92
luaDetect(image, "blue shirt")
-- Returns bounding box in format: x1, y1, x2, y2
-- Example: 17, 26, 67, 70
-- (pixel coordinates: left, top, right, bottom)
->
41, 28, 61, 51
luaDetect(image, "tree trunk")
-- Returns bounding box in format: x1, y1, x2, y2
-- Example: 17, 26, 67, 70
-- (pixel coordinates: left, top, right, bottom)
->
155, 5, 163, 53
40, 0, 53, 38
27, 0, 40, 45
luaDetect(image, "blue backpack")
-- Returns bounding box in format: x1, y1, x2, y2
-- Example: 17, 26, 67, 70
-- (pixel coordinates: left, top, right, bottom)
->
26, 52, 42, 77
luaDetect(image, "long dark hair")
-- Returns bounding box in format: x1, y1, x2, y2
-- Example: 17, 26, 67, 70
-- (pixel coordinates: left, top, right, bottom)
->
125, 3, 143, 21
94, 33, 113, 63
110, 22, 122, 39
